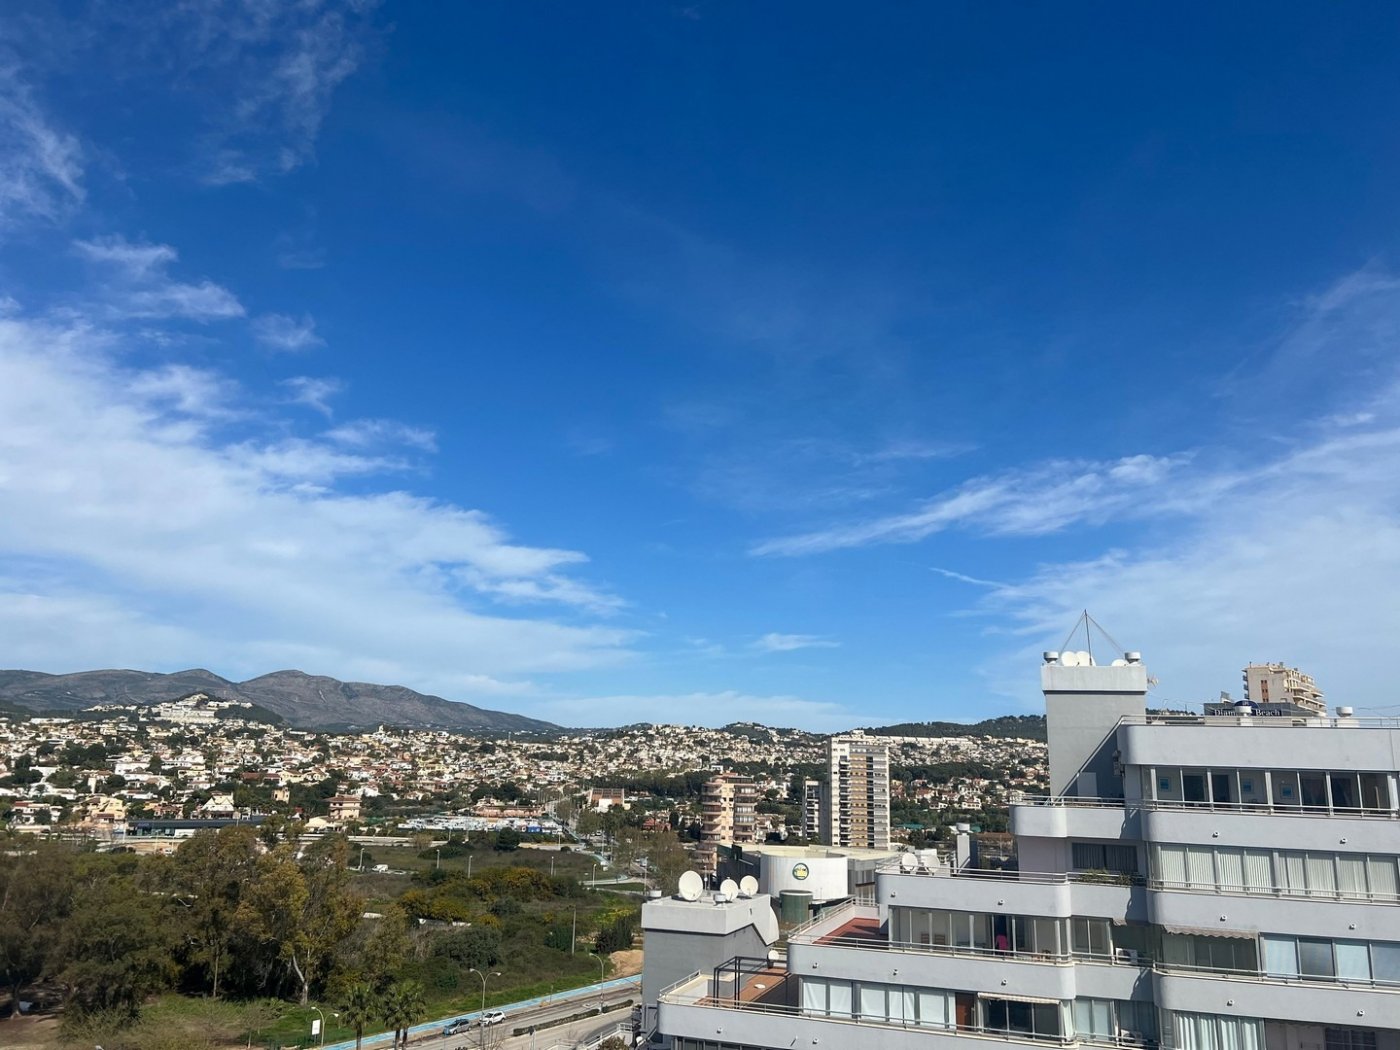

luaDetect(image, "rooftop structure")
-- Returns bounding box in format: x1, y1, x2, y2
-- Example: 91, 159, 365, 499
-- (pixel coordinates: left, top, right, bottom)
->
644, 643, 1400, 1050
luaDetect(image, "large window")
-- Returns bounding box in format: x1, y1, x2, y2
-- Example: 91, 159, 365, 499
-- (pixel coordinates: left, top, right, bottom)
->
890, 906, 1065, 957
1151, 844, 1400, 901
1162, 932, 1257, 973
1072, 841, 1139, 875
1261, 935, 1400, 985
800, 978, 953, 1028
1167, 1012, 1263, 1050
982, 997, 1065, 1040
1073, 999, 1158, 1044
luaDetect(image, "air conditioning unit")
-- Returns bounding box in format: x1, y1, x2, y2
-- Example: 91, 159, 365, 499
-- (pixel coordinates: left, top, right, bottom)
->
1115, 948, 1139, 965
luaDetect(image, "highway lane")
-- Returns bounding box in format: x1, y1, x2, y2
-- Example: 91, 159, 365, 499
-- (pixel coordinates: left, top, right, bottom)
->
324, 977, 640, 1050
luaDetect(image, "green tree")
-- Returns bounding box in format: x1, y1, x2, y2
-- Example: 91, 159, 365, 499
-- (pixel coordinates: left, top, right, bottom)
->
341, 982, 377, 1050
237, 842, 359, 1005
382, 979, 426, 1050
494, 827, 521, 851
56, 879, 175, 1017
170, 825, 261, 998
0, 843, 74, 1021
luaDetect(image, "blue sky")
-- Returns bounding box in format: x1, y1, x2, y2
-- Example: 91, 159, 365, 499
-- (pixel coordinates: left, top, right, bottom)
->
4, 3, 1400, 730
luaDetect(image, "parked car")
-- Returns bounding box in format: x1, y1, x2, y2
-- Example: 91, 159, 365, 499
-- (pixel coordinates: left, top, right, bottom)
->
479, 1010, 507, 1026
442, 1018, 471, 1036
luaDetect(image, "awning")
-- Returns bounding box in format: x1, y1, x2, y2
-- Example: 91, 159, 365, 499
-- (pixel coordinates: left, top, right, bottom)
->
977, 992, 1063, 1006
1160, 924, 1255, 939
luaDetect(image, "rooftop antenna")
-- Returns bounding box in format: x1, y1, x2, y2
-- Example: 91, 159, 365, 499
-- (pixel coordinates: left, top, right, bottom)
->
1059, 610, 1127, 665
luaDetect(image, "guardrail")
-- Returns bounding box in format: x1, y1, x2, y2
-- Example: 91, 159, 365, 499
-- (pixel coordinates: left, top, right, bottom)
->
1118, 714, 1400, 729
1148, 878, 1400, 905
1011, 794, 1400, 819
1153, 960, 1400, 993
660, 991, 1080, 1046
875, 861, 1143, 887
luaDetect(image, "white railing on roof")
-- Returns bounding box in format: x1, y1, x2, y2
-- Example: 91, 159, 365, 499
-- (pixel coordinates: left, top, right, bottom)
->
1120, 713, 1400, 729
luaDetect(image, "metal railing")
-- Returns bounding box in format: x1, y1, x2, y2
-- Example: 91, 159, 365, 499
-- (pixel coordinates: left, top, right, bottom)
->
1153, 960, 1400, 993
876, 860, 1143, 887
659, 991, 1079, 1046
1011, 793, 1400, 820
1147, 877, 1400, 905
1119, 713, 1400, 729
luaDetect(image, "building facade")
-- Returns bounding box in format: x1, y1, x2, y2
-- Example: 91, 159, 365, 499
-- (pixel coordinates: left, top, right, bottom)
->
824, 731, 891, 850
648, 647, 1400, 1050
1243, 663, 1325, 714
696, 772, 759, 876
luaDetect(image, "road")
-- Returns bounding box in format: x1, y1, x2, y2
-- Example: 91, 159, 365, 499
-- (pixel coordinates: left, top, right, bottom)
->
323, 977, 640, 1050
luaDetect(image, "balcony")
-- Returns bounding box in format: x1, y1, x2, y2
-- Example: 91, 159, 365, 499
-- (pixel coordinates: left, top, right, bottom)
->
876, 860, 1142, 920
657, 968, 1084, 1050
1152, 963, 1400, 1028
1010, 795, 1140, 840
784, 902, 1143, 1003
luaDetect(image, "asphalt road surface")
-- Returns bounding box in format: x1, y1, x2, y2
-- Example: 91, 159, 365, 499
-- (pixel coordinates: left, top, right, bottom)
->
325, 977, 641, 1050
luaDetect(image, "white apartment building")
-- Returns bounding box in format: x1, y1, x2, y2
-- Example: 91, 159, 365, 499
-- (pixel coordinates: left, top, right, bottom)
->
647, 647, 1400, 1050
824, 731, 892, 850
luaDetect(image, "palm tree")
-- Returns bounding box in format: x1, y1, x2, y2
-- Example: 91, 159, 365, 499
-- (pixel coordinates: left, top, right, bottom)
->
382, 979, 427, 1049
341, 982, 377, 1050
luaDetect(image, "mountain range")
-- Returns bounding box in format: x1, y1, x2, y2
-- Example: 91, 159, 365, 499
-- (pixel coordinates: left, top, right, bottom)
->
0, 668, 557, 734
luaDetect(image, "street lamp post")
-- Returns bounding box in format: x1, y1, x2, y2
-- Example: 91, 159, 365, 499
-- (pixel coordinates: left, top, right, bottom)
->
435, 847, 440, 870
468, 967, 501, 1050
310, 1006, 337, 1046
589, 951, 606, 982
591, 862, 596, 890
358, 847, 366, 872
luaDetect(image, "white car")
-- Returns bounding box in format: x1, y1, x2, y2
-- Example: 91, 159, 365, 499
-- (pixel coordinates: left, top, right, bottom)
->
479, 1010, 506, 1027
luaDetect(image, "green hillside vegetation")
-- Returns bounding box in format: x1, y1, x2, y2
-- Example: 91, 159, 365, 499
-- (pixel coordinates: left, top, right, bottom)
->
0, 829, 639, 1049
863, 714, 1047, 741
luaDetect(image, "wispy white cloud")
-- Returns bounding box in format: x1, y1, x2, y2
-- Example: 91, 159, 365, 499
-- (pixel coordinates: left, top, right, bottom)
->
953, 268, 1400, 710
753, 453, 1194, 556
75, 235, 244, 322
326, 418, 437, 452
0, 66, 83, 227
281, 375, 345, 417
253, 312, 324, 352
752, 632, 840, 653
181, 1, 379, 185
0, 310, 633, 696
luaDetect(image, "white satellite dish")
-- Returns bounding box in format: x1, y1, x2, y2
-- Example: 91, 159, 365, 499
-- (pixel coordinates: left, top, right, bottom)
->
719, 878, 739, 902
677, 870, 703, 902
899, 853, 915, 873
739, 875, 759, 896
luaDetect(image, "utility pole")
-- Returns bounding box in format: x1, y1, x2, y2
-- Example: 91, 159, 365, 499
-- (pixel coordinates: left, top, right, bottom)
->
571, 904, 577, 956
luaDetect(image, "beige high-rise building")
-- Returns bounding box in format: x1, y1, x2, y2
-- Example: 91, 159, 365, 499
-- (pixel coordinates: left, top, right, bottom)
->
823, 731, 890, 850
696, 772, 758, 876
1243, 662, 1325, 713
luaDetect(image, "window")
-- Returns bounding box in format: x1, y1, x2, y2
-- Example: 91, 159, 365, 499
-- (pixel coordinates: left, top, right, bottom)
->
1169, 1012, 1264, 1050
983, 998, 1064, 1039
1073, 999, 1113, 1042
1326, 1031, 1378, 1050
1072, 917, 1111, 958
1073, 841, 1139, 875
800, 976, 852, 1018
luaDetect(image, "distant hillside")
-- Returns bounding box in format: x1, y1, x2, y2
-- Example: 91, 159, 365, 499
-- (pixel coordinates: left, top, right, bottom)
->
862, 714, 1047, 741
0, 668, 557, 734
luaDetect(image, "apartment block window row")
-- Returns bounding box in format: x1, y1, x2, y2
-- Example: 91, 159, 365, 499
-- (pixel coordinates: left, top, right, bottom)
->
1151, 843, 1400, 901
1162, 1011, 1265, 1050
799, 976, 954, 1027
1261, 934, 1400, 985
891, 906, 1066, 956
1146, 766, 1395, 813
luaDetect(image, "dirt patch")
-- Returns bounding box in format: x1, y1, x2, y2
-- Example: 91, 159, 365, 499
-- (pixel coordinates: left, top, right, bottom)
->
0, 1014, 62, 1049
608, 948, 643, 977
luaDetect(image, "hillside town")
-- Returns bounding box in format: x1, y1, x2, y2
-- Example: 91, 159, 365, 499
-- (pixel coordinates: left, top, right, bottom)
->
0, 693, 1047, 850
